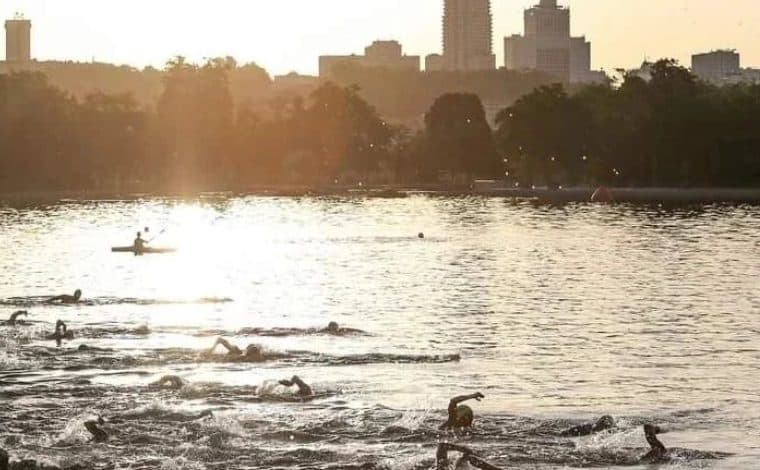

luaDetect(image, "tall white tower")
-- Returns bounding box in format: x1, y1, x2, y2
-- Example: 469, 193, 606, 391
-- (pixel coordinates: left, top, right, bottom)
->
505, 0, 596, 83
5, 13, 32, 63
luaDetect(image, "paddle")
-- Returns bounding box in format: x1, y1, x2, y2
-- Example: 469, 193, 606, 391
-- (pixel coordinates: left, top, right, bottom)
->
146, 228, 167, 244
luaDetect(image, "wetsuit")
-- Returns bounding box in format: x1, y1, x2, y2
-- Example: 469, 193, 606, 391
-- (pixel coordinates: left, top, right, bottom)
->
46, 290, 82, 304
84, 418, 108, 442
436, 443, 503, 470
47, 320, 73, 347
560, 415, 616, 437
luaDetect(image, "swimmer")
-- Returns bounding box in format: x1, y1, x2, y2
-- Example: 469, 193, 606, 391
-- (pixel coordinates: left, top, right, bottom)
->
46, 320, 74, 347
640, 424, 667, 462
0, 449, 7, 470
84, 416, 108, 443
322, 321, 364, 335
6, 310, 28, 326
436, 443, 503, 470
638, 424, 727, 463
440, 392, 485, 430
278, 375, 313, 396
134, 324, 151, 335
46, 289, 82, 304
151, 375, 186, 390
207, 337, 270, 362
560, 415, 616, 437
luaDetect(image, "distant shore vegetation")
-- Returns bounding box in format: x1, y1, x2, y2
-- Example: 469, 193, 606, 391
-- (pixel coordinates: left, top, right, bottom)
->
1, 57, 759, 192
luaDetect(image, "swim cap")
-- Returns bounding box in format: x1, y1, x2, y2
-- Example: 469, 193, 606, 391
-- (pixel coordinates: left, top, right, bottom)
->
454, 405, 474, 427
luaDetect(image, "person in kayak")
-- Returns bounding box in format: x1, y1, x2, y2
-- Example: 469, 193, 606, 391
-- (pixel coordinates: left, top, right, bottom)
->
560, 415, 616, 437
278, 375, 313, 397
440, 392, 485, 430
206, 337, 288, 362
6, 310, 28, 325
47, 320, 74, 347
133, 232, 147, 255
46, 289, 82, 304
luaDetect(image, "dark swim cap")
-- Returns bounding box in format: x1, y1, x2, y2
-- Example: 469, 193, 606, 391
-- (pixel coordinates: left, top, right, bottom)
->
454, 405, 474, 427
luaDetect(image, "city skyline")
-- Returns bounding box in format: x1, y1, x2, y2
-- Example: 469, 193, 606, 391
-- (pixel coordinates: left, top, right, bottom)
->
1, 0, 760, 74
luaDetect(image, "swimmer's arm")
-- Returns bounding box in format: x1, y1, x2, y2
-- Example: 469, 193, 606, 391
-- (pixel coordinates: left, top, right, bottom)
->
437, 443, 470, 469
279, 375, 312, 396
84, 418, 108, 442
466, 455, 504, 470
209, 337, 237, 354
447, 392, 485, 415
9, 311, 27, 322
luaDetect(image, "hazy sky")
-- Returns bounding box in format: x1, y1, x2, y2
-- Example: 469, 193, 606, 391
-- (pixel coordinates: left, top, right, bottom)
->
2, 0, 760, 75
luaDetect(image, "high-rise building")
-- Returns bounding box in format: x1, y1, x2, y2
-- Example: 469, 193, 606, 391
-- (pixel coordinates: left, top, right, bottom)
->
691, 50, 740, 82
441, 0, 495, 71
5, 15, 31, 63
505, 0, 599, 83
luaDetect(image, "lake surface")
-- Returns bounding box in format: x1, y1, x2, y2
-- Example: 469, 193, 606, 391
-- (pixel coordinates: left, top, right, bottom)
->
1, 196, 758, 469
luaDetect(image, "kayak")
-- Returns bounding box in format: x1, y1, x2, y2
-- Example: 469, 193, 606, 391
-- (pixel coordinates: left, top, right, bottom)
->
111, 246, 177, 254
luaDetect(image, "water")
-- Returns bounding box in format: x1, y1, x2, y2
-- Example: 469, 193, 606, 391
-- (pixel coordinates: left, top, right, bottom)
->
1, 196, 758, 469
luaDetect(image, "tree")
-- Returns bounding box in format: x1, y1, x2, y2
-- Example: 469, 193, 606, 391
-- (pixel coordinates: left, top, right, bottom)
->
424, 93, 500, 180
300, 82, 393, 181
156, 56, 235, 189
495, 84, 589, 186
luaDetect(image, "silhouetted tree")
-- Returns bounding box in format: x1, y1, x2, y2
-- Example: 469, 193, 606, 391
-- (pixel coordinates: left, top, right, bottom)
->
494, 58, 760, 188
495, 84, 591, 185
424, 93, 500, 180
156, 56, 235, 189
300, 82, 393, 182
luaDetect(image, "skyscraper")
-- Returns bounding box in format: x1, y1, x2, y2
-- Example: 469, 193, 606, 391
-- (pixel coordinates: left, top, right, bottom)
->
5, 15, 32, 63
440, 0, 495, 71
505, 0, 600, 83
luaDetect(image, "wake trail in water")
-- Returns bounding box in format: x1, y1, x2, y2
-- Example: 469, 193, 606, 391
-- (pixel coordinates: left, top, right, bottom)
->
191, 326, 369, 338
0, 296, 233, 307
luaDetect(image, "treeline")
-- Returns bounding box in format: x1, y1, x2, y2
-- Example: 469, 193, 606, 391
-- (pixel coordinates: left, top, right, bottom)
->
496, 60, 760, 187
0, 59, 272, 107
1, 58, 760, 192
0, 55, 504, 191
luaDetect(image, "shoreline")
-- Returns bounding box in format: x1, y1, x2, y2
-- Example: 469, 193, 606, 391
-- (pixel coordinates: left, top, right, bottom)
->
2, 186, 760, 204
